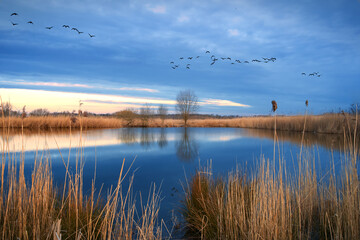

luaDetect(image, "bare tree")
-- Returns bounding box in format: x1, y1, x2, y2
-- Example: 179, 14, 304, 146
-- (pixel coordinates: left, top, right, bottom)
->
30, 108, 50, 116
176, 89, 199, 126
139, 104, 153, 127
157, 104, 168, 126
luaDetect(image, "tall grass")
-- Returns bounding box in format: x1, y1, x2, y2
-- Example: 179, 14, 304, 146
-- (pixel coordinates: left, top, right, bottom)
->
0, 103, 165, 239
182, 116, 359, 239
1, 114, 357, 134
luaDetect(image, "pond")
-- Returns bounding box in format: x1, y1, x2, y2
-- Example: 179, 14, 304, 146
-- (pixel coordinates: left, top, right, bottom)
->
1, 127, 347, 225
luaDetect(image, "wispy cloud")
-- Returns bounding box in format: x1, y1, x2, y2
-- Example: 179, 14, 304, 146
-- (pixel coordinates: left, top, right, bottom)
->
113, 87, 159, 93
228, 29, 240, 37
177, 15, 190, 23
0, 79, 159, 93
147, 5, 166, 14
202, 99, 251, 107
0, 80, 93, 89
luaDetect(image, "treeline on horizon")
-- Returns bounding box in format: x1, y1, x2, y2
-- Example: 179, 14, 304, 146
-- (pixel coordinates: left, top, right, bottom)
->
0, 101, 359, 119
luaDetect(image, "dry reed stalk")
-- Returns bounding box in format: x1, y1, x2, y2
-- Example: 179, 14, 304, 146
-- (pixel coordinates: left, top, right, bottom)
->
0, 108, 165, 240
0, 114, 357, 134
183, 113, 359, 240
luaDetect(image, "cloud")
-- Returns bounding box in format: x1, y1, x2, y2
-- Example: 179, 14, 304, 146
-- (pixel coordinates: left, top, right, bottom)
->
228, 29, 240, 37
201, 99, 251, 107
113, 87, 159, 93
177, 15, 190, 23
0, 79, 159, 93
147, 5, 166, 14
0, 80, 93, 89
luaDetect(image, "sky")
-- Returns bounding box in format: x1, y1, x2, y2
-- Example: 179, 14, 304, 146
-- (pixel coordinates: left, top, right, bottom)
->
0, 0, 359, 115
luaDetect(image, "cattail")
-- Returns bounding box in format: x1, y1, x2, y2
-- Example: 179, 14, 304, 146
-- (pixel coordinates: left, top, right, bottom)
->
305, 100, 308, 107
271, 100, 277, 112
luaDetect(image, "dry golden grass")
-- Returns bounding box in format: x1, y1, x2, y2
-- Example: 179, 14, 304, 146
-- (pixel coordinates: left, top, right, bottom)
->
0, 115, 166, 239
189, 114, 356, 134
0, 114, 356, 134
183, 151, 360, 239
183, 116, 360, 240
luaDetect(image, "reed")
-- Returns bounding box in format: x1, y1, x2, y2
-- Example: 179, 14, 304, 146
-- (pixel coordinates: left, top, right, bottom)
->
1, 114, 356, 134
182, 114, 359, 239
0, 106, 165, 239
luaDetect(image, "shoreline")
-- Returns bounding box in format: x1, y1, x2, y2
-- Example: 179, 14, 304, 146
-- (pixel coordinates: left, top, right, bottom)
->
0, 113, 357, 134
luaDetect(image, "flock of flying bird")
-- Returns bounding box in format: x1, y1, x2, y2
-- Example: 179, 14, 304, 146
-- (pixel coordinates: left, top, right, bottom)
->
170, 50, 277, 70
9, 12, 95, 38
170, 50, 322, 77
302, 72, 321, 77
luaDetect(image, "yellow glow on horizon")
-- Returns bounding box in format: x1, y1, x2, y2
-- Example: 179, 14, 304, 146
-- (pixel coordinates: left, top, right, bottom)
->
0, 88, 175, 113
0, 88, 251, 114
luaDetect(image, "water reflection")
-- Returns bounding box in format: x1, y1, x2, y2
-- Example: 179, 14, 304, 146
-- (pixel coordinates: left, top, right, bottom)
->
157, 128, 168, 148
242, 128, 347, 152
118, 128, 137, 145
140, 128, 154, 149
0, 127, 350, 154
176, 128, 198, 162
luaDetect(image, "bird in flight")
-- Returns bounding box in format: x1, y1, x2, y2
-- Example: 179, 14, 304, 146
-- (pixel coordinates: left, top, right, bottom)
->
88, 33, 95, 37
10, 13, 18, 16
63, 25, 70, 28
302, 73, 306, 75
10, 21, 18, 26
206, 51, 210, 53
179, 57, 184, 60
244, 61, 249, 63
210, 62, 215, 65
78, 31, 84, 34
27, 21, 34, 24
71, 27, 79, 31
45, 26, 54, 29
188, 57, 193, 60
170, 61, 174, 64
196, 56, 200, 58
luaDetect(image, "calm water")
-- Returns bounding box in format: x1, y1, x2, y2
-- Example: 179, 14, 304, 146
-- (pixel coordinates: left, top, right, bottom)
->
1, 127, 346, 223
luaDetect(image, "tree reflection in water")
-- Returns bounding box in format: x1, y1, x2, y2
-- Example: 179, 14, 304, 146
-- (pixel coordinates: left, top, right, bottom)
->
117, 128, 137, 145
157, 128, 168, 148
140, 128, 154, 149
176, 128, 198, 162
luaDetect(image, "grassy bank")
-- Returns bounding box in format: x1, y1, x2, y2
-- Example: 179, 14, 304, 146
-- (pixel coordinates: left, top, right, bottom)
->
182, 122, 359, 239
0, 113, 357, 134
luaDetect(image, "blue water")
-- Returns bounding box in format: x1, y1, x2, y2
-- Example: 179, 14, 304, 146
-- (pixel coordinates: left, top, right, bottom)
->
4, 127, 345, 225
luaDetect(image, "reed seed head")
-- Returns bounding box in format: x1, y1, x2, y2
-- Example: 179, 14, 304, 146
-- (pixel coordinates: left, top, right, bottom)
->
305, 100, 308, 107
271, 100, 277, 112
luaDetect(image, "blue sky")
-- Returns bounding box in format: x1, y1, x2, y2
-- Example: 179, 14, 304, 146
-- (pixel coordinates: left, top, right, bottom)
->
0, 0, 359, 115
